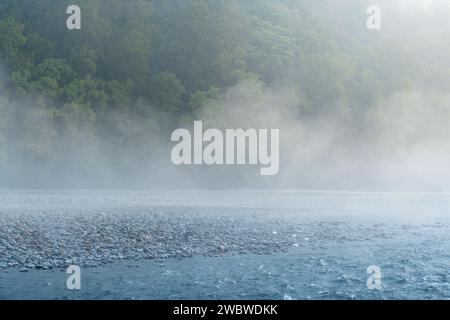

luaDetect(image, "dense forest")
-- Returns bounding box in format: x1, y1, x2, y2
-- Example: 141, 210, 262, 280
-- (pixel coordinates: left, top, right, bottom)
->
0, 0, 449, 188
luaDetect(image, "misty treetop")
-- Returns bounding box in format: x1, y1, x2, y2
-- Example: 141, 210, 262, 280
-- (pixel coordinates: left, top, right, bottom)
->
0, 0, 448, 187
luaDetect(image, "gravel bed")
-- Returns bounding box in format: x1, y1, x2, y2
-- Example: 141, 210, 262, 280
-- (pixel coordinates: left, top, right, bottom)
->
0, 208, 358, 270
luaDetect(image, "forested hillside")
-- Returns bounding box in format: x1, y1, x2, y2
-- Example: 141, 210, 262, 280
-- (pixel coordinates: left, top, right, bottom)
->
0, 0, 448, 187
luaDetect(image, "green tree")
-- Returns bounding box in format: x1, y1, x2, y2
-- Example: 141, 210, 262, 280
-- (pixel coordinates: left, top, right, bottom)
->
150, 72, 186, 113
0, 17, 26, 66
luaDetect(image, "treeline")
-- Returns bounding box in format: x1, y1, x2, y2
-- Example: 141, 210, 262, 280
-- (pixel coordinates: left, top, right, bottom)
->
0, 0, 444, 186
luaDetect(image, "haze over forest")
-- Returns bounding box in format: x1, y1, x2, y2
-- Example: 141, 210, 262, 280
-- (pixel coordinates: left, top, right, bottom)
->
1, 0, 450, 190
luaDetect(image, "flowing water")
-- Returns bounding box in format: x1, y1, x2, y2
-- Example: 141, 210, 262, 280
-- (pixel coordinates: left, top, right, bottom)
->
1, 189, 450, 299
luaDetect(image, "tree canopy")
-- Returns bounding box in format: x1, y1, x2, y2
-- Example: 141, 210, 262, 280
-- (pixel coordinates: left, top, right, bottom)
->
0, 0, 447, 186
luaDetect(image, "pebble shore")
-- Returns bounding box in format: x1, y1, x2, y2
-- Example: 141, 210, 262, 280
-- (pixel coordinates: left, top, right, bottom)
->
0, 209, 327, 270
1, 190, 435, 272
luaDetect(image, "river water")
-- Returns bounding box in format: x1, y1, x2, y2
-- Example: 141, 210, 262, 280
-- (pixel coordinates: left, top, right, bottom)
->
1, 189, 450, 299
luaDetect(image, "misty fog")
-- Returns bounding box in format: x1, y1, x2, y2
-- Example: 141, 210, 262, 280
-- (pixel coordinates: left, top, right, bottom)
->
1, 0, 450, 191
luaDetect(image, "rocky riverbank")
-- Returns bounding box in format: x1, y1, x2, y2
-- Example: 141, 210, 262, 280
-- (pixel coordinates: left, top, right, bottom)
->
1, 189, 445, 271
0, 210, 322, 270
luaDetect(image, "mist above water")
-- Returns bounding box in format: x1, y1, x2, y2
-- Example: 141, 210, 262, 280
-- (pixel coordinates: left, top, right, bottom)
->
1, 0, 450, 191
